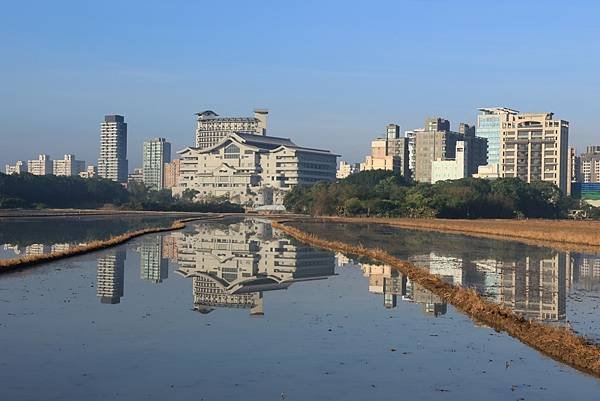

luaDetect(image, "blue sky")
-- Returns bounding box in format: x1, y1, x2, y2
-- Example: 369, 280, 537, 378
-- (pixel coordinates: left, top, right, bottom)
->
1, 0, 599, 169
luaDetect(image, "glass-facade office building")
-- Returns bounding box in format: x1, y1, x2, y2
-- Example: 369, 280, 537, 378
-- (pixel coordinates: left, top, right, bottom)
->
476, 108, 518, 167
476, 113, 501, 165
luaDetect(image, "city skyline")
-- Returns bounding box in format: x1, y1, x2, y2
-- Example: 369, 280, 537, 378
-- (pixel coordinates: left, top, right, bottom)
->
1, 1, 599, 169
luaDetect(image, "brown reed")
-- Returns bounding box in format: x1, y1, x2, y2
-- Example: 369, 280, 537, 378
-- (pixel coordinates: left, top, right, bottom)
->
271, 219, 600, 379
0, 215, 224, 274
308, 216, 600, 254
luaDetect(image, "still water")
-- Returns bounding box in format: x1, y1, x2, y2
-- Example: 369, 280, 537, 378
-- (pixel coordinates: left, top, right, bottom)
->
1, 217, 600, 400
293, 221, 600, 342
0, 215, 184, 260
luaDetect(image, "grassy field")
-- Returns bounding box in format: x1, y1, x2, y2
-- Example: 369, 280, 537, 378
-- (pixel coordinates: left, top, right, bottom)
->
308, 216, 600, 253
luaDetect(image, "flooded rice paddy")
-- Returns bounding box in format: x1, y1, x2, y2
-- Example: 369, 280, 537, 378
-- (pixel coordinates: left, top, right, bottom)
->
1, 217, 600, 400
0, 215, 184, 260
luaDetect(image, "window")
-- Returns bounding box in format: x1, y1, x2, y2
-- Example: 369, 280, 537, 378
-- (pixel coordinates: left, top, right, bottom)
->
224, 144, 240, 159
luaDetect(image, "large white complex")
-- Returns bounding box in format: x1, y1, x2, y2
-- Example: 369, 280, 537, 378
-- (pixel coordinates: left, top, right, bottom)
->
98, 115, 128, 183
499, 112, 569, 191
195, 109, 268, 149
142, 138, 171, 190
52, 154, 85, 176
27, 154, 52, 175
174, 132, 337, 207
5, 160, 26, 175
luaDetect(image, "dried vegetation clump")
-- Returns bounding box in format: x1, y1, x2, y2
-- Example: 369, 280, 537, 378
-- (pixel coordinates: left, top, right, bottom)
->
271, 219, 600, 379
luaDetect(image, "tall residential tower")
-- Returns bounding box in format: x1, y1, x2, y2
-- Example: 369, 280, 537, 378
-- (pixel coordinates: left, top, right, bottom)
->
142, 138, 171, 190
499, 112, 569, 192
98, 115, 128, 183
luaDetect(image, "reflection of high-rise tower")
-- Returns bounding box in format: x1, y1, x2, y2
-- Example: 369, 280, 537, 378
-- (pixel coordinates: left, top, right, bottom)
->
97, 248, 126, 304
140, 236, 168, 283
499, 253, 566, 321
175, 219, 335, 315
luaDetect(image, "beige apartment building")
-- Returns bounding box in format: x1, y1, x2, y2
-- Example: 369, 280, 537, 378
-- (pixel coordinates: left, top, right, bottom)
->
53, 154, 85, 176
163, 159, 181, 189
360, 124, 409, 176
336, 160, 360, 179
499, 112, 569, 191
195, 108, 268, 149
5, 160, 26, 175
174, 132, 337, 207
27, 154, 52, 175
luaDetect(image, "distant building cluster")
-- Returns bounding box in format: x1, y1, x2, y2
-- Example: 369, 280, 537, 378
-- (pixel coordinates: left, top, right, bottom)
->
5, 104, 597, 210
338, 107, 597, 199
5, 154, 93, 178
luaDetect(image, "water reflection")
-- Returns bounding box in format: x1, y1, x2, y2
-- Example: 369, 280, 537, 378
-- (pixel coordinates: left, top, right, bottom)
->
96, 248, 126, 304
139, 236, 168, 283
170, 219, 336, 315
356, 261, 447, 316
0, 215, 182, 260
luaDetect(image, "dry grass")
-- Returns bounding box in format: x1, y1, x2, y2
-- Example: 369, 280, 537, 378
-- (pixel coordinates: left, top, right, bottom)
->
309, 216, 600, 254
0, 215, 223, 274
271, 219, 600, 379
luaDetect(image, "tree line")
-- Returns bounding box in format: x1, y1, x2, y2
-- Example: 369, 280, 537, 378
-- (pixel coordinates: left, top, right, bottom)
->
284, 170, 598, 219
0, 173, 243, 213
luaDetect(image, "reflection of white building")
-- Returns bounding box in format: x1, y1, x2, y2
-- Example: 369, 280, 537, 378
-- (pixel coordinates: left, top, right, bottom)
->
172, 219, 335, 315
25, 243, 50, 256
410, 253, 464, 286
97, 249, 126, 304
174, 132, 337, 207
3, 244, 23, 255
50, 243, 71, 253
335, 253, 352, 267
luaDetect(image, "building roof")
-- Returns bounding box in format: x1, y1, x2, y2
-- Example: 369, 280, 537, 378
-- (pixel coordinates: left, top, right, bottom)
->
477, 107, 519, 114
234, 132, 296, 149
196, 110, 219, 118
178, 132, 338, 157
